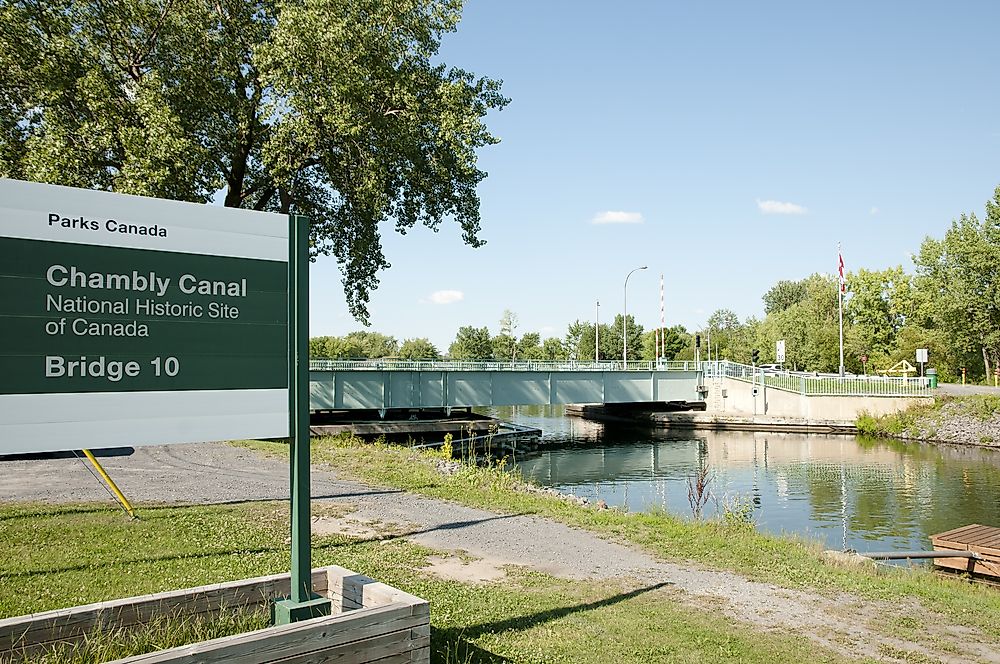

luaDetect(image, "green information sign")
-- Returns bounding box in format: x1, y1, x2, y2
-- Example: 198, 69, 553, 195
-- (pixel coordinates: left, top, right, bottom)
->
0, 237, 287, 394
0, 178, 291, 455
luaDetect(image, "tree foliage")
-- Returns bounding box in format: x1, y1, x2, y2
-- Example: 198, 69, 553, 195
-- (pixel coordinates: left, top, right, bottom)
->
913, 186, 1000, 378
398, 337, 440, 360
0, 0, 507, 322
643, 325, 690, 361
309, 331, 397, 358
448, 325, 492, 360
763, 280, 808, 315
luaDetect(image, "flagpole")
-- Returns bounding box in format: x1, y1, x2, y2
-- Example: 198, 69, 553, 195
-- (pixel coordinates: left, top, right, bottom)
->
838, 243, 845, 377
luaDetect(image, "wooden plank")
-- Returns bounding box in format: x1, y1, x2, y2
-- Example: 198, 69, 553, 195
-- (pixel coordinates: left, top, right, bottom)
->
969, 543, 1000, 558
938, 526, 980, 545
970, 533, 1000, 550
933, 554, 1000, 578
959, 525, 1000, 542
931, 523, 980, 538
953, 525, 1000, 545
933, 534, 1000, 558
930, 523, 985, 541
2, 566, 429, 664
1, 569, 329, 652
110, 604, 421, 663
932, 557, 978, 573
272, 627, 429, 664
335, 573, 426, 609
408, 646, 431, 664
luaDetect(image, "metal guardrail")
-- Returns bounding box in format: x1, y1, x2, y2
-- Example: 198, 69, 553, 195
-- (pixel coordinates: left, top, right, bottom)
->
710, 360, 933, 397
309, 359, 701, 372
309, 359, 932, 397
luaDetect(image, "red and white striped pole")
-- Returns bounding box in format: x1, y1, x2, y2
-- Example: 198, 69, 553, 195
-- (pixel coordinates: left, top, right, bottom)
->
659, 273, 665, 360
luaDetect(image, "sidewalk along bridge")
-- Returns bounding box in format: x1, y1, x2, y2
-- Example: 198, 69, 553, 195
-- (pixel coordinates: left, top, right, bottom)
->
309, 360, 705, 413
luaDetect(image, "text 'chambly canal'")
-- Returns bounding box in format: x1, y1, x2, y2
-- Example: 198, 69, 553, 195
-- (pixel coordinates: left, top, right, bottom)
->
45, 265, 249, 298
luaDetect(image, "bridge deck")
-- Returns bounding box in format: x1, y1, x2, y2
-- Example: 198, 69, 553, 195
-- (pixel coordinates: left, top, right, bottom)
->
309, 365, 704, 411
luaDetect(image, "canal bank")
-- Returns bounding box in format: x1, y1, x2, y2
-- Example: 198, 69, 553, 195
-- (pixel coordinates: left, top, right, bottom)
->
858, 394, 1000, 449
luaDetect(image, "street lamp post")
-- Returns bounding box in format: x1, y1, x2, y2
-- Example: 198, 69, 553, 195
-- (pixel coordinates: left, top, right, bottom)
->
623, 266, 648, 364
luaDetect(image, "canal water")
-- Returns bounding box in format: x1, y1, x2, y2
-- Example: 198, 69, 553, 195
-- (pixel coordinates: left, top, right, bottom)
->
484, 406, 1000, 554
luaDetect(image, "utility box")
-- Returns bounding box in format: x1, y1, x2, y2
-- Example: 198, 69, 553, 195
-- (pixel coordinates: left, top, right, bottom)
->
927, 368, 938, 388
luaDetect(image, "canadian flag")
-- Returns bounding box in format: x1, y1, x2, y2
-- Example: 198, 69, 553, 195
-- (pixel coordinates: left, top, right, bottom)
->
838, 247, 846, 293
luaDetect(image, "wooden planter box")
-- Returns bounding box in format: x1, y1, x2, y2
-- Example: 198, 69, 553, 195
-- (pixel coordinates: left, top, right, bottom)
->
0, 565, 429, 663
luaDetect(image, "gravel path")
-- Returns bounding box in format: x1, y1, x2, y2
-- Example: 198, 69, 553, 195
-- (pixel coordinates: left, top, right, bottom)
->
3, 442, 998, 663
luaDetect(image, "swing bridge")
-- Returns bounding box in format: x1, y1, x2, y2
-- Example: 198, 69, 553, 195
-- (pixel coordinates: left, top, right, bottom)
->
308, 359, 935, 415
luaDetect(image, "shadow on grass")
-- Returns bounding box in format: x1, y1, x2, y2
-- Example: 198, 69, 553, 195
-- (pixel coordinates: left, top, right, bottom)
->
432, 631, 513, 663
430, 582, 671, 663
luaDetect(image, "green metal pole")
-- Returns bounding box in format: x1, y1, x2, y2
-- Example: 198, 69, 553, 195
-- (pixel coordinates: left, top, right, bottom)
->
290, 212, 311, 604
274, 214, 331, 624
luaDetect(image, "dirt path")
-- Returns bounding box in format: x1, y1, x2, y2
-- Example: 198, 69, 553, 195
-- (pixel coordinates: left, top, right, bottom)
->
2, 443, 997, 663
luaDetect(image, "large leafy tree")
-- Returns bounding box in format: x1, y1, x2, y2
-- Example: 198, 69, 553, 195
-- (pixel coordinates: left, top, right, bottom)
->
448, 325, 491, 360
753, 274, 839, 371
762, 279, 808, 315
913, 186, 1000, 378
517, 332, 543, 360
541, 337, 565, 361
398, 337, 440, 360
0, 0, 507, 322
604, 314, 643, 362
843, 267, 913, 370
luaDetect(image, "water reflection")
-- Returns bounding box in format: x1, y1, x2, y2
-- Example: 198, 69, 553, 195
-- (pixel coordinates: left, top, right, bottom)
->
485, 406, 1000, 553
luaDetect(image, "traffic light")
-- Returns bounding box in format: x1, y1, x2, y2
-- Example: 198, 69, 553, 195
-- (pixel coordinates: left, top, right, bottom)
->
695, 334, 701, 349
751, 349, 760, 365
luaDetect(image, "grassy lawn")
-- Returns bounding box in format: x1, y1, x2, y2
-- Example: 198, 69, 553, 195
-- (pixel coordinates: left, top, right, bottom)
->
236, 436, 1000, 642
1, 501, 854, 663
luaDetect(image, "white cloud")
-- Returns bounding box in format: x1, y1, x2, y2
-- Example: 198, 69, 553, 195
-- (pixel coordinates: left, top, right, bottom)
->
423, 290, 464, 305
870, 206, 880, 215
592, 210, 644, 225
756, 199, 807, 215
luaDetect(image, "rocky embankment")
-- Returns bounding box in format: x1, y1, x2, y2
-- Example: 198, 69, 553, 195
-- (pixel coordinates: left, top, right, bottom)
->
864, 396, 1000, 447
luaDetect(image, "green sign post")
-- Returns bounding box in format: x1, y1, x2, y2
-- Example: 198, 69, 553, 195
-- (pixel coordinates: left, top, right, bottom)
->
274, 214, 331, 623
0, 179, 327, 623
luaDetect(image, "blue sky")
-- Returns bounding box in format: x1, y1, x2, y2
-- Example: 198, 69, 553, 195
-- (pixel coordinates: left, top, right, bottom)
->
309, 1, 1000, 351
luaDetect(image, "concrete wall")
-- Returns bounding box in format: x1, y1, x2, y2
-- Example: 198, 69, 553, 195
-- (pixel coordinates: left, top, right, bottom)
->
709, 377, 931, 422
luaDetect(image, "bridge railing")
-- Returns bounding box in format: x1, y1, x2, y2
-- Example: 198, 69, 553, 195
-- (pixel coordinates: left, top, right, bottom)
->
309, 359, 702, 372
710, 360, 933, 397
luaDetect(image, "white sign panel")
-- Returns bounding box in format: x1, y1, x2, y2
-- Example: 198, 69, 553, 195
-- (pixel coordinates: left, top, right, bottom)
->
776, 339, 786, 363
916, 348, 929, 364
0, 179, 290, 455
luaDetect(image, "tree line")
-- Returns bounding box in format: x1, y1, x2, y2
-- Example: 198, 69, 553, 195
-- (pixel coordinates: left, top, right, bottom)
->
312, 185, 1000, 382
705, 185, 1000, 382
